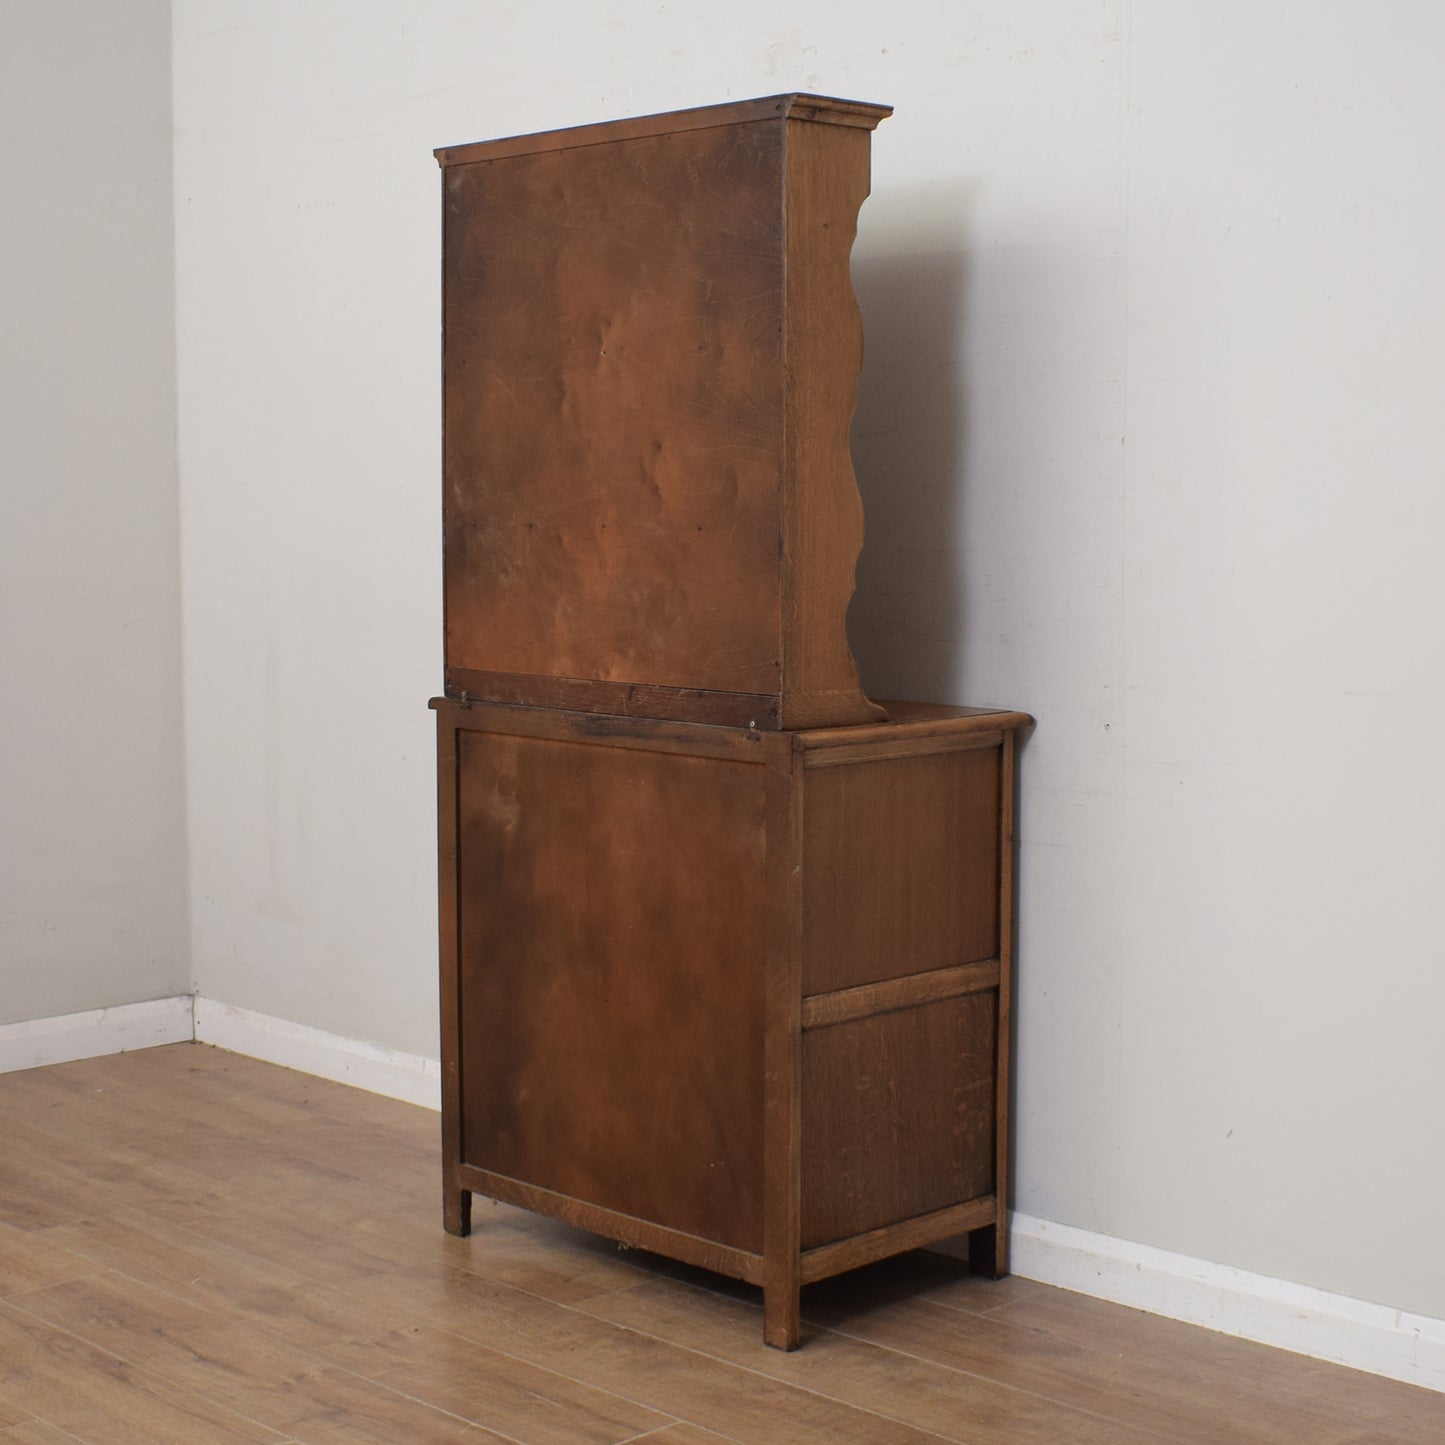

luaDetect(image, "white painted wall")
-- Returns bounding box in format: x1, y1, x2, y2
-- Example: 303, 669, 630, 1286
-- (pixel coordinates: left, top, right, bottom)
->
0, 0, 186, 1025
173, 0, 1445, 1321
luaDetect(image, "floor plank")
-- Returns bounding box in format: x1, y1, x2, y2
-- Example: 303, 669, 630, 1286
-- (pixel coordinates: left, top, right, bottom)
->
982, 1286, 1445, 1443
578, 1275, 1167, 1444
0, 1223, 106, 1300
0, 1301, 284, 1444
2, 1042, 1442, 1445
319, 1323, 677, 1443
803, 1275, 1364, 1445
7, 1271, 642, 1444
0, 1423, 94, 1443
332, 1264, 951, 1445
0, 1398, 32, 1430
618, 1428, 741, 1445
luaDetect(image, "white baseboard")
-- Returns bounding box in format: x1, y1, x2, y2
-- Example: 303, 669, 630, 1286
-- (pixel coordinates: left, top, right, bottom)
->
1009, 1212, 1445, 1395
0, 995, 194, 1074
191, 996, 440, 1111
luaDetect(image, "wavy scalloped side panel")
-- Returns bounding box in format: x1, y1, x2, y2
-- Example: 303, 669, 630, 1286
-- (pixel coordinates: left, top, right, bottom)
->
779, 116, 889, 730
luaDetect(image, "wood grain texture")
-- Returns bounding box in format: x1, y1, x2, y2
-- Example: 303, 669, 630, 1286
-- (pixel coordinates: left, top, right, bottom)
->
440, 96, 886, 729
2, 1046, 1443, 1444
0, 1423, 96, 1442
762, 733, 805, 1348
778, 117, 886, 731
455, 725, 768, 1252
435, 695, 768, 764
578, 1276, 1168, 1445
435, 703, 467, 1240
804, 1279, 1428, 1445
614, 1427, 740, 1445
338, 1266, 943, 1445
793, 702, 1034, 759
443, 113, 786, 696
302, 1324, 669, 1445
0, 1300, 284, 1444
801, 747, 1001, 994
980, 1287, 1445, 1444
435, 93, 891, 167
445, 668, 779, 729
977, 727, 1019, 1279
8, 1274, 503, 1442
801, 958, 1000, 1030
800, 994, 997, 1249
799, 1198, 997, 1285
0, 1222, 104, 1298
455, 1165, 764, 1286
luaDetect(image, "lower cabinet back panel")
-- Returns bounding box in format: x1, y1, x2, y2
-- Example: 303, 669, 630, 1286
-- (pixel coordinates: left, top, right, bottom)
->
800, 991, 998, 1249
456, 727, 768, 1252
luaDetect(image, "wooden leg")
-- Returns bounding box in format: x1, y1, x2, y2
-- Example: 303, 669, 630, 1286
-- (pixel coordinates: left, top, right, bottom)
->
763, 1281, 800, 1351
968, 1220, 1008, 1279
444, 1181, 472, 1237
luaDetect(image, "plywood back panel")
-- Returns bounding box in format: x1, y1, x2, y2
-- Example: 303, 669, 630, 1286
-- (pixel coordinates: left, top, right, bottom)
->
456, 726, 768, 1251
444, 119, 785, 697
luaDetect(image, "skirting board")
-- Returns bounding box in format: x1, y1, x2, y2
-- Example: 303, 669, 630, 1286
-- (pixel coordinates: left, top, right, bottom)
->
191, 997, 441, 1111
0, 996, 440, 1111
4, 997, 1443, 1393
1007, 1213, 1445, 1395
0, 995, 193, 1074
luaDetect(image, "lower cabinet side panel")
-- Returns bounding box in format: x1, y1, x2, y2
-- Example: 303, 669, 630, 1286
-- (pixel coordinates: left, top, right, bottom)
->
800, 991, 998, 1251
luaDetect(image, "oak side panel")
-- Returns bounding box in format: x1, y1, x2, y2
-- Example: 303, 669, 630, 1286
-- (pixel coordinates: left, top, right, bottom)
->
779, 117, 885, 729
800, 993, 997, 1250
801, 747, 1001, 994
456, 728, 767, 1252
443, 120, 785, 698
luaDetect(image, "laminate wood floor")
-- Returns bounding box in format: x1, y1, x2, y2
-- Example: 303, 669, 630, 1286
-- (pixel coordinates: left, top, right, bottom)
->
0, 1044, 1441, 1444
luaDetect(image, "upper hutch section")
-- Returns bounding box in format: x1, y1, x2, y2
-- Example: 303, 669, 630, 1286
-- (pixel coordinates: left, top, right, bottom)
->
437, 94, 890, 730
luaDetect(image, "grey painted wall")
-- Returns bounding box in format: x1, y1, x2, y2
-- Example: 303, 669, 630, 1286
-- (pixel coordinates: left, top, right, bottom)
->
0, 0, 186, 1024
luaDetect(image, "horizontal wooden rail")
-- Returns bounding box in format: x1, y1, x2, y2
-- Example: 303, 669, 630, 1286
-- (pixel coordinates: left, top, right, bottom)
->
800, 731, 1008, 768
801, 1196, 998, 1284
458, 1164, 766, 1285
802, 958, 1001, 1030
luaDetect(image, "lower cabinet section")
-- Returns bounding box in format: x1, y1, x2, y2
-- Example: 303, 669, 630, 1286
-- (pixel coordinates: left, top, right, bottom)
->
433, 696, 1030, 1348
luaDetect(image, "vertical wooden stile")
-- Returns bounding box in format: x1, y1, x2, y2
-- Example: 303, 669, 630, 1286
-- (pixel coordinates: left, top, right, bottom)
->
433, 704, 470, 1237
972, 729, 1016, 1278
763, 732, 805, 1348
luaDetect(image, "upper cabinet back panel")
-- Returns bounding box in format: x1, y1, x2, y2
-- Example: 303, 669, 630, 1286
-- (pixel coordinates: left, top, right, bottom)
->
439, 95, 890, 730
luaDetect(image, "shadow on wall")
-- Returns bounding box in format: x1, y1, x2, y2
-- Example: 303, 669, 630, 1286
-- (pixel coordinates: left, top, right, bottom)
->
847, 236, 969, 708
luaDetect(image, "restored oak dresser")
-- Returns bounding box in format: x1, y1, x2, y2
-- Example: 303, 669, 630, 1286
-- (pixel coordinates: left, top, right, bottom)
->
432, 94, 1031, 1349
